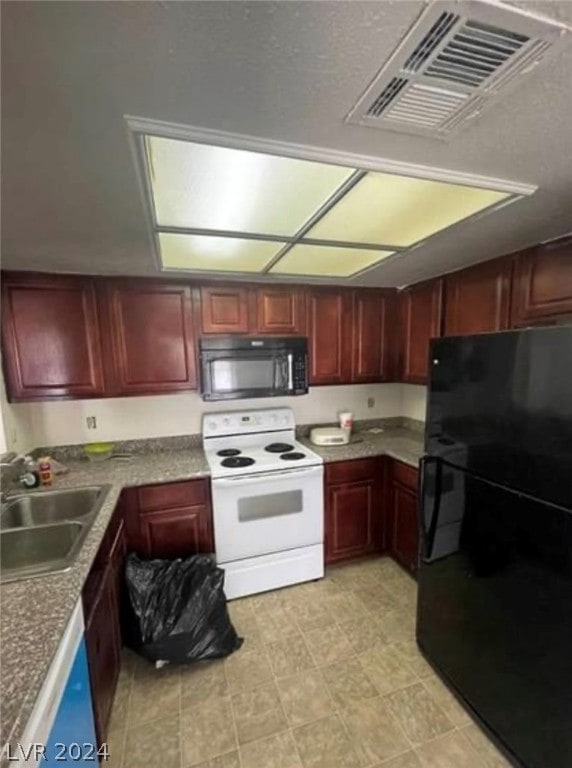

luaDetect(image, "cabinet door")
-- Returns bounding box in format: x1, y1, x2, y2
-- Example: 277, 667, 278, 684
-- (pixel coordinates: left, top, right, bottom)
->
201, 286, 249, 333
255, 287, 305, 334
139, 505, 213, 559
325, 479, 380, 564
1, 273, 105, 400
401, 279, 443, 384
445, 257, 512, 336
352, 290, 390, 382
123, 480, 213, 559
84, 565, 121, 745
511, 237, 572, 325
307, 290, 352, 384
391, 483, 419, 574
105, 280, 196, 395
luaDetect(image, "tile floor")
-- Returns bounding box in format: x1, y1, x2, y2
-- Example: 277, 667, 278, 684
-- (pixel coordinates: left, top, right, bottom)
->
108, 557, 512, 768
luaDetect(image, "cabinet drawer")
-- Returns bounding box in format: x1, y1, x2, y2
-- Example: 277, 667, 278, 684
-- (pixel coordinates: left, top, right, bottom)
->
137, 480, 207, 512
392, 460, 419, 491
326, 458, 379, 485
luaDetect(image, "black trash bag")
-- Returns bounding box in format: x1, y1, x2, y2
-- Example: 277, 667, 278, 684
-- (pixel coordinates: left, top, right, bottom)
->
124, 552, 243, 665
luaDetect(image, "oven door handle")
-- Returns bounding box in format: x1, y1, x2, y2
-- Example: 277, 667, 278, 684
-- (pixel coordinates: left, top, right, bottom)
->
214, 466, 322, 486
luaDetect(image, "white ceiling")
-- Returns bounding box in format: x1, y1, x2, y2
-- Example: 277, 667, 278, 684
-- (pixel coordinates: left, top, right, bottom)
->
2, 0, 571, 287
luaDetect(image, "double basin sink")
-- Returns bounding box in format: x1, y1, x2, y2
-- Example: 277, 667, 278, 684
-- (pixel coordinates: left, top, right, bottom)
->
0, 485, 110, 583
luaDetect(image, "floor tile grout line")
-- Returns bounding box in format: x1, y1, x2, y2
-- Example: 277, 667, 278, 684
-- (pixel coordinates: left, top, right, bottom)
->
228, 688, 242, 767
116, 662, 135, 768
381, 684, 458, 751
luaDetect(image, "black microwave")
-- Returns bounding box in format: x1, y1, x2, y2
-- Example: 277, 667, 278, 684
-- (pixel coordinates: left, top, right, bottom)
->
199, 336, 308, 401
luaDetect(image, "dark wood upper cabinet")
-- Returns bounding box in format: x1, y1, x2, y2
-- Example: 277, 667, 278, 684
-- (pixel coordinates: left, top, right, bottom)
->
400, 279, 443, 384
201, 286, 250, 333
105, 280, 196, 395
352, 290, 392, 382
307, 289, 353, 385
511, 236, 572, 326
1, 273, 105, 401
444, 257, 512, 336
255, 286, 305, 334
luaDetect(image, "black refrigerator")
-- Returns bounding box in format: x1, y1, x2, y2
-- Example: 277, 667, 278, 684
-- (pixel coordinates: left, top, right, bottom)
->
417, 325, 572, 768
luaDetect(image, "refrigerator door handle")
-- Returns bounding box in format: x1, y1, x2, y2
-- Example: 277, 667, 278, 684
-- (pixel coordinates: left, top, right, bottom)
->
419, 456, 443, 561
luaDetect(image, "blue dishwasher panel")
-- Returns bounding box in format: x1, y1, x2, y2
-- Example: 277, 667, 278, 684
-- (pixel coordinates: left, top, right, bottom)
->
44, 636, 97, 766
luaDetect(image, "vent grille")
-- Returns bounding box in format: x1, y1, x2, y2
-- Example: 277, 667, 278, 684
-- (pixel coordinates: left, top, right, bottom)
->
384, 84, 468, 127
365, 77, 408, 117
346, 0, 569, 138
404, 11, 459, 72
425, 20, 530, 87
489, 38, 551, 89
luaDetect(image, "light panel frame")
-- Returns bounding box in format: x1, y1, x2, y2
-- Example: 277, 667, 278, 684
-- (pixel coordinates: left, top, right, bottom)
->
126, 116, 536, 280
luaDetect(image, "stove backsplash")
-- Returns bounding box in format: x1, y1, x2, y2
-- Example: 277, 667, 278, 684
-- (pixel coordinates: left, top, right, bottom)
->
9, 383, 408, 450
37, 416, 423, 461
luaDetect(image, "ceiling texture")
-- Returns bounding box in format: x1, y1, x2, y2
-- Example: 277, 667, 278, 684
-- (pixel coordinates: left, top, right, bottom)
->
2, 0, 571, 287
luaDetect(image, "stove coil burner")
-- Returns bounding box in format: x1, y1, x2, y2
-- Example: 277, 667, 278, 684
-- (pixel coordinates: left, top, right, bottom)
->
221, 456, 255, 468
265, 443, 294, 453
280, 452, 306, 461
217, 448, 241, 457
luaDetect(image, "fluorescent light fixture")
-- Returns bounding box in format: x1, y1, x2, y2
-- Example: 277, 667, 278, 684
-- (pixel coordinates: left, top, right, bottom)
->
147, 136, 355, 235
270, 243, 394, 278
306, 172, 511, 246
159, 233, 285, 273
127, 120, 532, 279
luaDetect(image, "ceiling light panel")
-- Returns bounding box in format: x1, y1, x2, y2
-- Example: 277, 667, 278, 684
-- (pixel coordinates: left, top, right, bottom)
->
306, 172, 510, 247
270, 244, 394, 278
159, 233, 284, 273
147, 136, 355, 236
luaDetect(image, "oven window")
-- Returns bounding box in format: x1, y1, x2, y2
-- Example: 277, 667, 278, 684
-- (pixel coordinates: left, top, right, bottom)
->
238, 490, 302, 522
211, 357, 282, 392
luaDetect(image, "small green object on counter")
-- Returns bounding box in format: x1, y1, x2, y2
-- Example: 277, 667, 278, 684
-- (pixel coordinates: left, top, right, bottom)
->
83, 442, 115, 462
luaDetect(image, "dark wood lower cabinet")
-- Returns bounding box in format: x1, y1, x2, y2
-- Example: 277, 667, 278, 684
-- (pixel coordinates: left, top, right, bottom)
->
324, 457, 419, 570
83, 479, 213, 747
388, 461, 419, 574
84, 565, 121, 746
83, 503, 125, 747
123, 479, 213, 559
324, 459, 383, 565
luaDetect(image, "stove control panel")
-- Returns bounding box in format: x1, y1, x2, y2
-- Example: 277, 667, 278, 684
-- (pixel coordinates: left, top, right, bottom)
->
203, 407, 295, 437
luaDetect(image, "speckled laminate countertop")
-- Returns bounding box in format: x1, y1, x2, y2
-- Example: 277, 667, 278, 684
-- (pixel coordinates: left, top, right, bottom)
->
1, 427, 423, 756
0, 445, 209, 756
300, 426, 424, 468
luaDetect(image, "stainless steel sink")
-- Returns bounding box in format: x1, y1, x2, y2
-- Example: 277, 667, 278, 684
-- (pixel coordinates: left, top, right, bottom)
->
0, 485, 110, 583
0, 486, 103, 528
1, 523, 85, 581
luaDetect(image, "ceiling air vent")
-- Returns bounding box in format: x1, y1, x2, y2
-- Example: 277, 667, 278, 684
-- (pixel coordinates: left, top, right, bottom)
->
346, 0, 570, 139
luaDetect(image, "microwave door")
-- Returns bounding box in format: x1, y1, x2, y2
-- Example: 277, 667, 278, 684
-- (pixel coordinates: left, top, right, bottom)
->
205, 354, 282, 400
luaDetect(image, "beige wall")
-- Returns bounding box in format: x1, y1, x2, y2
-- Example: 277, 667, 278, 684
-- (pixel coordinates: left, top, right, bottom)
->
11, 383, 406, 448
0, 365, 33, 454
401, 384, 428, 422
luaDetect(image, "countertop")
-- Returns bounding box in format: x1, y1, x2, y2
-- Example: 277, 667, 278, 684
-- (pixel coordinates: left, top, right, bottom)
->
0, 445, 209, 756
0, 428, 423, 755
301, 426, 424, 468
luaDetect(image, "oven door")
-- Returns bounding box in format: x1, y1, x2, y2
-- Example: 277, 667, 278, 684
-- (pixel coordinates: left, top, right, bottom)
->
201, 351, 292, 400
211, 465, 324, 562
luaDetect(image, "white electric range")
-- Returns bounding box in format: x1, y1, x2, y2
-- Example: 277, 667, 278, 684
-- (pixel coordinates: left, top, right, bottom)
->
203, 407, 324, 599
